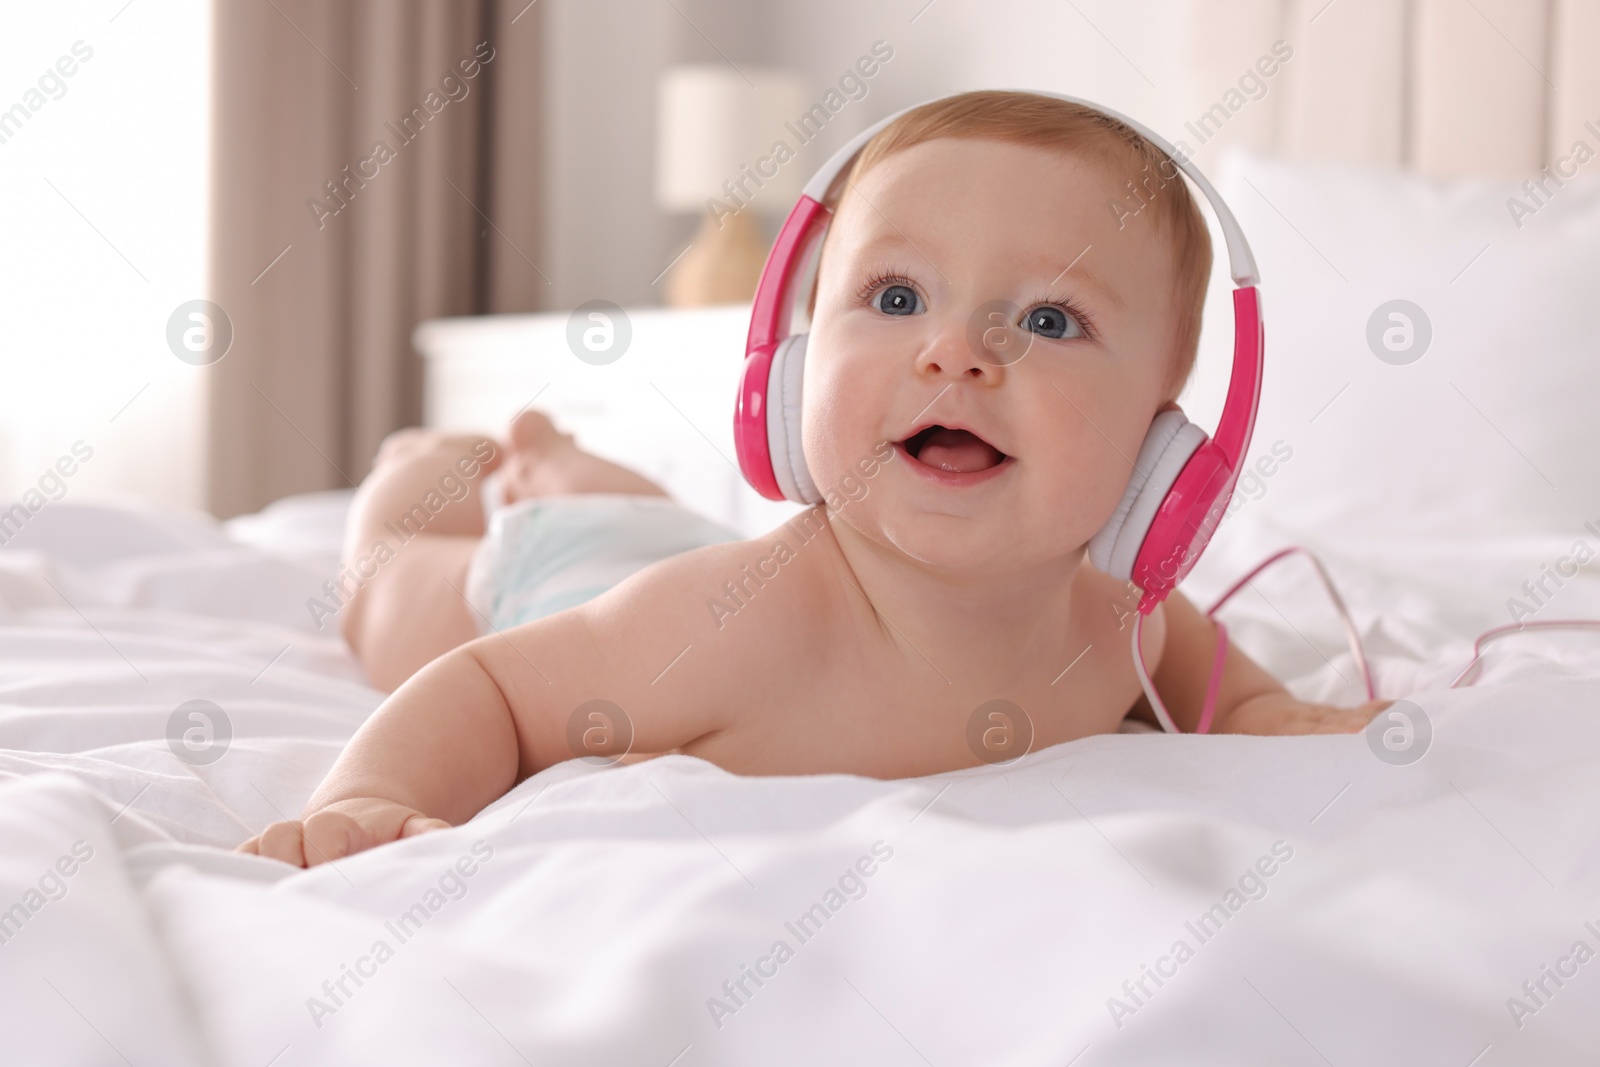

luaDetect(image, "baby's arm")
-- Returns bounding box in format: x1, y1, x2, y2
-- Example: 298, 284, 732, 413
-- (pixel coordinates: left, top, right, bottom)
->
1133, 590, 1392, 735
240, 546, 744, 866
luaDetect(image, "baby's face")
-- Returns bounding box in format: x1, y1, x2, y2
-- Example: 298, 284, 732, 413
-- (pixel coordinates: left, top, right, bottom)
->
804, 136, 1184, 573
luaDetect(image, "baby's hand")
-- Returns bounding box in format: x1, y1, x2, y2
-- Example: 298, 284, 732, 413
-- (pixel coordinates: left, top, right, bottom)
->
1220, 695, 1394, 736
236, 798, 450, 868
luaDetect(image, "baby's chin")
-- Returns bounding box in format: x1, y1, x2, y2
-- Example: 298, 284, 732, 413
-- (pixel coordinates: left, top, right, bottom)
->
831, 495, 1068, 575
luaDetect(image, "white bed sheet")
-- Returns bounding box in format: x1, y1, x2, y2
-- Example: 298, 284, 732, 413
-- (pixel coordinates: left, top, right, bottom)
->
2, 495, 1600, 1065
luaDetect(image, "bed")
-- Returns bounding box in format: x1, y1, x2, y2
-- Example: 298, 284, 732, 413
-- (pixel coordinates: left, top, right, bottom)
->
7, 144, 1600, 1065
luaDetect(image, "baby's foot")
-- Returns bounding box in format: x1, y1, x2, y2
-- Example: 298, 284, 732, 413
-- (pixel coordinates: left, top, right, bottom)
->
373, 427, 498, 474
496, 409, 669, 502
352, 427, 502, 543
499, 410, 578, 504
508, 409, 574, 455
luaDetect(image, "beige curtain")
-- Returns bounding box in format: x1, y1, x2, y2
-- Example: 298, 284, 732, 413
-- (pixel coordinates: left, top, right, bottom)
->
206, 0, 545, 519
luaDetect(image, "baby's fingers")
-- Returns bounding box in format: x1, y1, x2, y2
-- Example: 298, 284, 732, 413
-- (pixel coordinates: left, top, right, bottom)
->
399, 814, 451, 838
249, 819, 310, 866
1313, 699, 1397, 734
299, 809, 370, 867
301, 803, 451, 866
237, 803, 452, 868
1345, 698, 1397, 733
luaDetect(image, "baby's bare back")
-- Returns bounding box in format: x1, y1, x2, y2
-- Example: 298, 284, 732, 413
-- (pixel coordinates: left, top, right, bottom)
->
475, 508, 1165, 780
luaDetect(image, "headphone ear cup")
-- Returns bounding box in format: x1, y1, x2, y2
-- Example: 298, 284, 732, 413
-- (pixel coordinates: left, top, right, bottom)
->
765, 333, 820, 505
1088, 408, 1208, 580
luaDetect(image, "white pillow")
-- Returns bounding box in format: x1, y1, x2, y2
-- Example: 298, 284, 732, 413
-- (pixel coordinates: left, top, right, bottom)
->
1180, 149, 1600, 544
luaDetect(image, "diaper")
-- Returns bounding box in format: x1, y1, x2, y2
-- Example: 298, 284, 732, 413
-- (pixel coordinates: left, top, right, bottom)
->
464, 488, 741, 634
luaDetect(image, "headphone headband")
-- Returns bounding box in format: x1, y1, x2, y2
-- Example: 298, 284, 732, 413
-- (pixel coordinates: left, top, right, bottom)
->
799, 90, 1258, 287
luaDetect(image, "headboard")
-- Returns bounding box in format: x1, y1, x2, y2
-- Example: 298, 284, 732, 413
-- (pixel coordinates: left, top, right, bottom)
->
416, 305, 804, 538
1180, 0, 1594, 178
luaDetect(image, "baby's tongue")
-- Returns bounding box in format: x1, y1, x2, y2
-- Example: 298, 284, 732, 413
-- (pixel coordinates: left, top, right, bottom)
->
916, 428, 1003, 473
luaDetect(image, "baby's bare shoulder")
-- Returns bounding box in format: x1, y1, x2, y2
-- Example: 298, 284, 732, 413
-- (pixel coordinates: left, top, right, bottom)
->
471, 527, 840, 771
591, 518, 837, 645
570, 516, 838, 690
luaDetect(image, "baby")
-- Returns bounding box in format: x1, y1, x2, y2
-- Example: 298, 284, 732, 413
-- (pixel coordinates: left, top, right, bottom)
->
243, 91, 1391, 867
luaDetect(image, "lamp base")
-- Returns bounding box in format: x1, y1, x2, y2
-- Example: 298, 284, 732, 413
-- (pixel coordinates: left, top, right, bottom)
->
665, 210, 768, 308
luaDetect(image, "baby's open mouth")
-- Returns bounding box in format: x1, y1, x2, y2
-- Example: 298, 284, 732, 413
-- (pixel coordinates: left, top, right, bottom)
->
900, 424, 1008, 474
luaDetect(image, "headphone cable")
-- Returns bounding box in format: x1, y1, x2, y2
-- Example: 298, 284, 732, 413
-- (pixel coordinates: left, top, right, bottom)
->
1130, 545, 1600, 734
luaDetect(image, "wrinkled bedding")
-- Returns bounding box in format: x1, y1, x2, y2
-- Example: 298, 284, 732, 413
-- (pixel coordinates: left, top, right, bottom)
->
2, 494, 1599, 1065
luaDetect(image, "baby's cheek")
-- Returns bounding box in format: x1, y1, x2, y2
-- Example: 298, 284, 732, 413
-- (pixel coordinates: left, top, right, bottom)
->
800, 387, 857, 473
1033, 445, 1125, 536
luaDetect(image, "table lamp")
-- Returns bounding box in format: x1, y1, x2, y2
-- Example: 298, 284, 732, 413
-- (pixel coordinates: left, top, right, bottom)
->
656, 64, 807, 307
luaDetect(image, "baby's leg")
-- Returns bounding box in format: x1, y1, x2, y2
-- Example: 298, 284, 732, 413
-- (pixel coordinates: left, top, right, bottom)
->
340, 412, 671, 692
338, 431, 497, 691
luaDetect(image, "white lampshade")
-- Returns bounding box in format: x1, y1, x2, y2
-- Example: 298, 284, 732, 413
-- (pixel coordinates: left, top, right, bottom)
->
656, 64, 808, 213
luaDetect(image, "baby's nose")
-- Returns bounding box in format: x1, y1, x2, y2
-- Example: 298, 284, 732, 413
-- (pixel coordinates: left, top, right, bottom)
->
914, 316, 1008, 382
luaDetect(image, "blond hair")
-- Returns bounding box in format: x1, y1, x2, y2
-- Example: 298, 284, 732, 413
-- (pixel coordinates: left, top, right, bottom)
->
811, 90, 1211, 400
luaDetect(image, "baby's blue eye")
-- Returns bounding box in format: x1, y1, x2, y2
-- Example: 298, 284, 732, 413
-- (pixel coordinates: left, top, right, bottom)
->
1024, 305, 1083, 339
874, 284, 920, 316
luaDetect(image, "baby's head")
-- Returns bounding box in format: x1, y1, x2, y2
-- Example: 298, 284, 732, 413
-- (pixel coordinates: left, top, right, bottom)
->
800, 90, 1213, 574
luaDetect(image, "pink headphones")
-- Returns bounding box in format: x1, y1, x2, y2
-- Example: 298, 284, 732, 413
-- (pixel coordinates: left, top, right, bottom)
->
734, 90, 1264, 617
